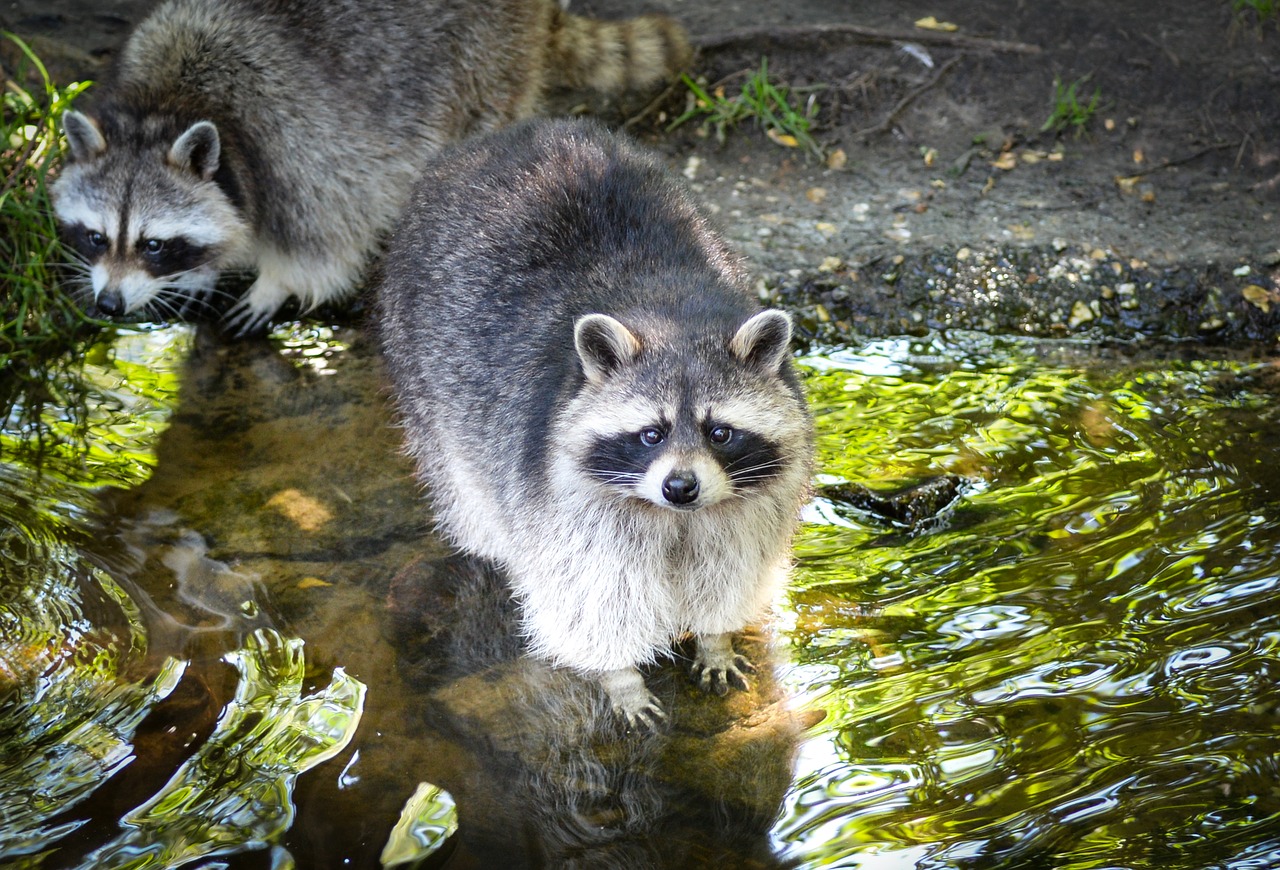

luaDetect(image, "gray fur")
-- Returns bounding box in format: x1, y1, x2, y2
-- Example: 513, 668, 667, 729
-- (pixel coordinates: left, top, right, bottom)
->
378, 119, 814, 728
51, 0, 690, 332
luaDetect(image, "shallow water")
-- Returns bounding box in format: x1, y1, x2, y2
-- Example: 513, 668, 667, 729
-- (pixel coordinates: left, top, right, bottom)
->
1, 323, 1278, 868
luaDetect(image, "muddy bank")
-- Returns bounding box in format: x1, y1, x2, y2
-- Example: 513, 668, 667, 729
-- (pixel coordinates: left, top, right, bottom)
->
777, 245, 1280, 347
5, 0, 1279, 345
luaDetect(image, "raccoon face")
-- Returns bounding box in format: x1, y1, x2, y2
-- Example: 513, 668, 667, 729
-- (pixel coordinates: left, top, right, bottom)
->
572, 310, 803, 512
52, 112, 248, 319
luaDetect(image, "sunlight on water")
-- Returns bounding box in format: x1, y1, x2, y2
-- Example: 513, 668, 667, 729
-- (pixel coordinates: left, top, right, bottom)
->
381, 782, 460, 867
5, 323, 1280, 867
0, 326, 383, 868
271, 322, 350, 376
776, 334, 1280, 868
0, 463, 186, 861
79, 629, 366, 869
0, 325, 192, 490
1, 326, 192, 861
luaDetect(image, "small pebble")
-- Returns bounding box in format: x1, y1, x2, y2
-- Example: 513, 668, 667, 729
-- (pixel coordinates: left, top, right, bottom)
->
1068, 300, 1095, 328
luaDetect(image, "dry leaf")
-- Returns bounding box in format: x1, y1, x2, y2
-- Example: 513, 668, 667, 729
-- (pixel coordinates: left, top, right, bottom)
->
915, 15, 958, 31
1243, 284, 1272, 313
806, 186, 828, 204
1115, 175, 1141, 194
297, 576, 333, 589
266, 488, 333, 532
767, 128, 799, 148
826, 148, 848, 170
991, 152, 1018, 171
1081, 400, 1117, 446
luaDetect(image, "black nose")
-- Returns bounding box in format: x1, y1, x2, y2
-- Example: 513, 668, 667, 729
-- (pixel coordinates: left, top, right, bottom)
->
96, 289, 125, 317
662, 472, 700, 506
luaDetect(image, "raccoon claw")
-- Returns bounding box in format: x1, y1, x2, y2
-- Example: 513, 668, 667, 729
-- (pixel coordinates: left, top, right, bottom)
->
599, 667, 667, 734
618, 695, 668, 733
692, 655, 755, 696
222, 297, 276, 338
692, 632, 755, 696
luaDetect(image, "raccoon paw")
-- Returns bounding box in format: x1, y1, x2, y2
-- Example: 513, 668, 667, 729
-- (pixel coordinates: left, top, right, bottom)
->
223, 292, 280, 338
617, 694, 668, 733
691, 632, 756, 697
598, 667, 667, 733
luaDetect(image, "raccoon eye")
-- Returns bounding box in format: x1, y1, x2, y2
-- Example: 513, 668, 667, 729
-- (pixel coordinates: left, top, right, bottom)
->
86, 229, 107, 249
142, 239, 165, 255
708, 425, 734, 445
639, 427, 665, 447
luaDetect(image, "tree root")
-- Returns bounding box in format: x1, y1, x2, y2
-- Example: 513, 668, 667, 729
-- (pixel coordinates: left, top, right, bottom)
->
696, 23, 1041, 56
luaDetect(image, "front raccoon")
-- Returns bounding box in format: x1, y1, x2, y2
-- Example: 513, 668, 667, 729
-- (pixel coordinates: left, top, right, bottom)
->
378, 119, 814, 729
51, 0, 690, 333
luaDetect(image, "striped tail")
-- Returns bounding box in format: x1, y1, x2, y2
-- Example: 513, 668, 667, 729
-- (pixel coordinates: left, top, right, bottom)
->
547, 9, 692, 95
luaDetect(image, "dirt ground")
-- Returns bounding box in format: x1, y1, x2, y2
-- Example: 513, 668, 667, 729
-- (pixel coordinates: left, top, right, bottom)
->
6, 0, 1280, 345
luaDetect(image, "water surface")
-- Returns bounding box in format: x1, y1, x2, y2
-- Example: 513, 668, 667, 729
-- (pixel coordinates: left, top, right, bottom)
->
1, 323, 1278, 868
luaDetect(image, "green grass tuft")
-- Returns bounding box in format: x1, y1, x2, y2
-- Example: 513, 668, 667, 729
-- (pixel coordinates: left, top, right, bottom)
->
1040, 74, 1102, 138
1233, 0, 1278, 28
1, 31, 97, 369
669, 58, 823, 159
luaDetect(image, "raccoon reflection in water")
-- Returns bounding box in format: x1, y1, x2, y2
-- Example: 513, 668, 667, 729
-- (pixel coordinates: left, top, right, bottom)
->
378, 119, 814, 729
50, 0, 690, 335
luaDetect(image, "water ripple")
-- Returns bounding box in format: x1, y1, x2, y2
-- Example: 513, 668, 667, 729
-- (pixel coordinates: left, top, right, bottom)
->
782, 342, 1280, 867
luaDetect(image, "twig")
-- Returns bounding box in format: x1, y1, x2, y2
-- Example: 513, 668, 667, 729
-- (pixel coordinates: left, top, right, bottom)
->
1126, 140, 1241, 178
696, 24, 1041, 55
852, 56, 962, 140
621, 79, 681, 130
1234, 134, 1251, 170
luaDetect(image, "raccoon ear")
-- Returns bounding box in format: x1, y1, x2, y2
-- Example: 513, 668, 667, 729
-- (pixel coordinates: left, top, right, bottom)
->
168, 120, 221, 180
62, 110, 106, 162
730, 310, 793, 374
574, 314, 641, 383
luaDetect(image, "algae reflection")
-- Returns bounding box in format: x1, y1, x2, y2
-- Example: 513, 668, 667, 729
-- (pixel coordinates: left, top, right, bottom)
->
1, 328, 190, 861
0, 464, 186, 861
8, 317, 1280, 867
0, 326, 385, 867
0, 326, 190, 490
777, 334, 1280, 867
79, 629, 366, 869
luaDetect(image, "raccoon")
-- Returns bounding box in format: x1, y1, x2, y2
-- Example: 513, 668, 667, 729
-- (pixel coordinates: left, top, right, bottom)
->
51, 0, 690, 334
377, 118, 814, 729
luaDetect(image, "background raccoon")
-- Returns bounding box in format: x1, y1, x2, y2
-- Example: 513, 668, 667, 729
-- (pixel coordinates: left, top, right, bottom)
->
378, 118, 814, 729
51, 0, 690, 334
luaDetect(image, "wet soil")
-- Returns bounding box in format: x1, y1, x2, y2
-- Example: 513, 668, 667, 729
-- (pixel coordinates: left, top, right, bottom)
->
5, 0, 1280, 345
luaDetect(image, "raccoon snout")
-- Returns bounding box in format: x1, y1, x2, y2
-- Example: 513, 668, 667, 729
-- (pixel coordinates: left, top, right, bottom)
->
96, 289, 126, 316
662, 472, 700, 506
